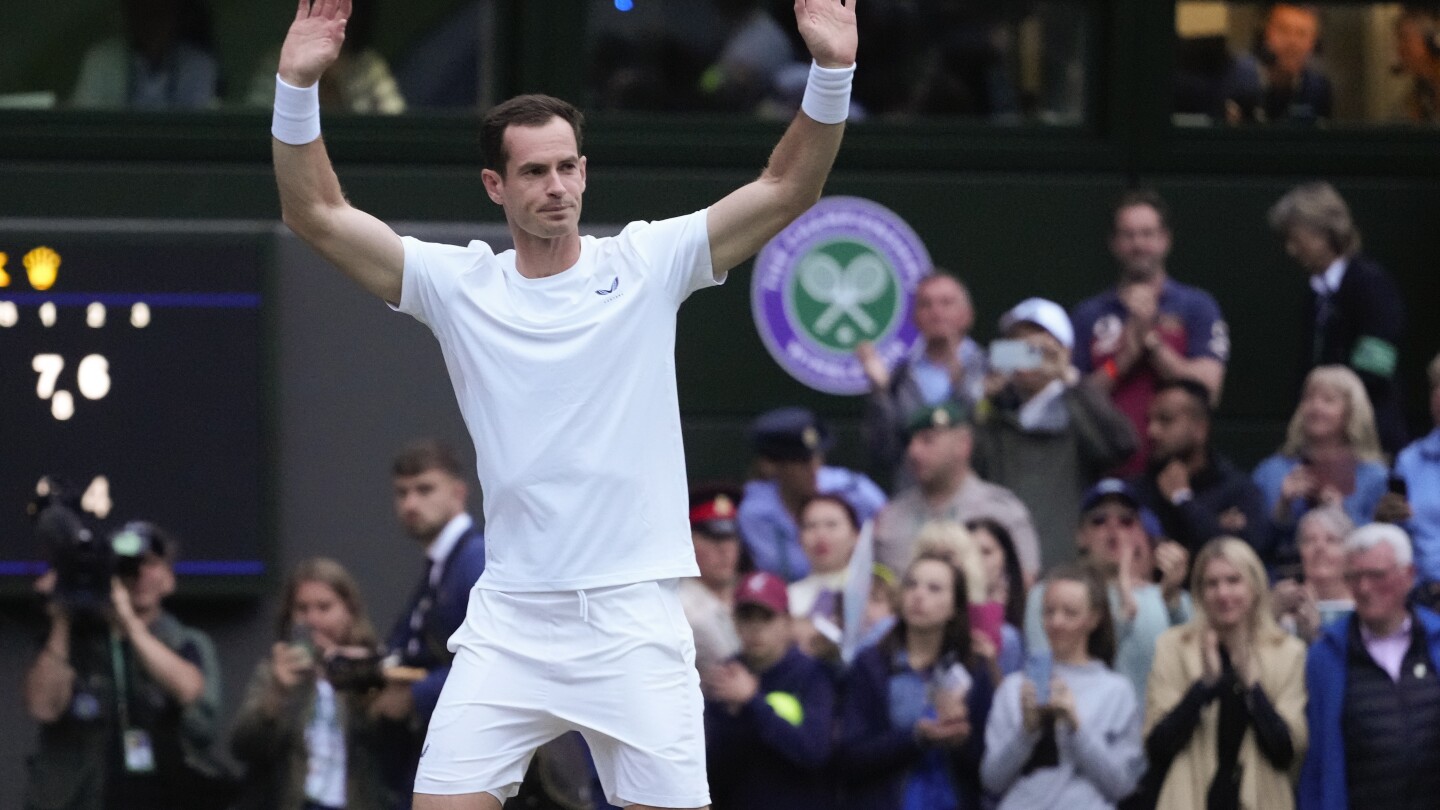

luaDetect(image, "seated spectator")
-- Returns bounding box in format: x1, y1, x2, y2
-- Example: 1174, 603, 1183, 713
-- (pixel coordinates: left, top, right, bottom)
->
967, 517, 1028, 632
1144, 538, 1307, 810
974, 298, 1137, 569
1253, 365, 1389, 569
1270, 506, 1354, 643
1027, 479, 1191, 701
1221, 3, 1332, 125
681, 485, 746, 671
703, 571, 836, 810
1131, 377, 1268, 561
1381, 350, 1440, 609
1269, 182, 1407, 454
876, 402, 1040, 582
1393, 9, 1440, 124
1299, 523, 1440, 810
246, 1, 405, 113
836, 551, 994, 810
23, 521, 225, 810
231, 558, 394, 810
71, 0, 218, 110
913, 520, 1023, 676
982, 563, 1144, 808
738, 407, 886, 582
858, 272, 986, 489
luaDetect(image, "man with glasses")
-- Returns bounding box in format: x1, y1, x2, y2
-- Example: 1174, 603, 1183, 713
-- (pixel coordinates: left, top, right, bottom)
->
1023, 479, 1190, 700
1300, 523, 1440, 810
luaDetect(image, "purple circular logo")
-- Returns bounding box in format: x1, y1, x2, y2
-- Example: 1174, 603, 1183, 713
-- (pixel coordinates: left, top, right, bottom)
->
752, 197, 930, 395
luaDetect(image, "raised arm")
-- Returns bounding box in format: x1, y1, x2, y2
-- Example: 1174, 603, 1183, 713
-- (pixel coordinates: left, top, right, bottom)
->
273, 0, 403, 303
706, 0, 857, 276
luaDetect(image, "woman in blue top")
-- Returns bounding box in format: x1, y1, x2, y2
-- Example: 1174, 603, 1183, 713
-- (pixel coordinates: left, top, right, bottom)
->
837, 550, 994, 810
1253, 365, 1387, 570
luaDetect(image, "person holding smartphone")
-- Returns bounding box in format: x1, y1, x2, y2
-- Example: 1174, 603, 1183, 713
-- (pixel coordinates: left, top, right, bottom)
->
1252, 365, 1389, 574
971, 298, 1137, 572
983, 563, 1144, 809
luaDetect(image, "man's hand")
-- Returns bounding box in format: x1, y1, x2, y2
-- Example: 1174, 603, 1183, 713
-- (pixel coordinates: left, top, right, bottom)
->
701, 661, 760, 711
1157, 459, 1191, 501
855, 341, 890, 391
370, 681, 414, 721
279, 0, 351, 88
1374, 492, 1413, 524
1155, 540, 1189, 605
795, 0, 858, 68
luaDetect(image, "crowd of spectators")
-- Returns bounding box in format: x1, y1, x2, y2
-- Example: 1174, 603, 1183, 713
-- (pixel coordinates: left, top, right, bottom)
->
19, 182, 1440, 810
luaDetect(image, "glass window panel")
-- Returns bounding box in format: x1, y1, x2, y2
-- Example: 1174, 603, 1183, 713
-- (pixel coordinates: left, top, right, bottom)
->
0, 0, 492, 114
1173, 2, 1431, 127
585, 0, 1095, 125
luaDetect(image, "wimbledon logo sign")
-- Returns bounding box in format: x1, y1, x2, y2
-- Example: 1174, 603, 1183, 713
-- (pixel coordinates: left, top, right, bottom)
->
752, 196, 930, 395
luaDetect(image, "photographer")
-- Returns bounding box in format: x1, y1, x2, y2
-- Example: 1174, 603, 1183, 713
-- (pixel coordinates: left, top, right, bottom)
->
23, 522, 223, 810
232, 557, 396, 810
972, 298, 1137, 570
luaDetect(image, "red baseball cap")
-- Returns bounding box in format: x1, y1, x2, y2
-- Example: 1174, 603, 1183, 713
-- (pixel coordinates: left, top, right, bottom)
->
735, 571, 789, 616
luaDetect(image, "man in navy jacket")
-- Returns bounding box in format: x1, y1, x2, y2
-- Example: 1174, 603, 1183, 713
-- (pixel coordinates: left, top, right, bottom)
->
379, 440, 487, 804
703, 571, 836, 810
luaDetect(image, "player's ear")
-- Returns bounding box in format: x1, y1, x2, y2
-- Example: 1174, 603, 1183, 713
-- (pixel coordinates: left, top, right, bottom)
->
481, 168, 505, 205
578, 155, 587, 194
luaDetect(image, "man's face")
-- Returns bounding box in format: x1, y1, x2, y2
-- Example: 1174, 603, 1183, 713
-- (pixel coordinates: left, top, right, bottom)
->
120, 556, 174, 615
1077, 496, 1145, 569
1265, 5, 1320, 76
1346, 543, 1414, 632
1109, 204, 1171, 280
1147, 388, 1206, 464
691, 532, 740, 591
764, 456, 820, 500
905, 426, 969, 489
1284, 224, 1336, 275
393, 469, 467, 543
912, 276, 973, 343
481, 117, 587, 241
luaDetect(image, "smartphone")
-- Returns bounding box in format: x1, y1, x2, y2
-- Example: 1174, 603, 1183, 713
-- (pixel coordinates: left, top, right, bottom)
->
288, 622, 317, 665
1025, 650, 1053, 704
989, 339, 1045, 374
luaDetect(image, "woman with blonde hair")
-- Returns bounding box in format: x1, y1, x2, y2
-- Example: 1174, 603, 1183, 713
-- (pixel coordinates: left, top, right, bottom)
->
1253, 365, 1389, 568
1143, 538, 1307, 810
912, 520, 1023, 675
232, 558, 395, 810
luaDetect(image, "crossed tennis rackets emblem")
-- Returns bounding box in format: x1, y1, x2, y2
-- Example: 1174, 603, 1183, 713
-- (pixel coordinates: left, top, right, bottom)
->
796, 251, 889, 337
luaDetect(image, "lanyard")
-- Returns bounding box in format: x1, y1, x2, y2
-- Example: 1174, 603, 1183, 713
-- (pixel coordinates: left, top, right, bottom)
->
109, 631, 131, 731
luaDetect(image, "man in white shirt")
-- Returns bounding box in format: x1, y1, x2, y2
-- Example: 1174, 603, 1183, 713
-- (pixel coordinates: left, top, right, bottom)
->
270, 2, 856, 807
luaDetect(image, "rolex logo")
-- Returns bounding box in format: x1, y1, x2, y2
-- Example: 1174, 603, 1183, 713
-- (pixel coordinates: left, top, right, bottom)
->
23, 246, 61, 291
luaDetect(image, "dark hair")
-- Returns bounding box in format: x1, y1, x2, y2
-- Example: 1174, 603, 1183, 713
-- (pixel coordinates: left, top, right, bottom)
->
798, 493, 861, 532
881, 550, 974, 668
1112, 188, 1171, 233
965, 517, 1025, 628
275, 557, 378, 647
480, 94, 586, 174
1154, 377, 1213, 421
1043, 562, 1117, 666
392, 439, 466, 480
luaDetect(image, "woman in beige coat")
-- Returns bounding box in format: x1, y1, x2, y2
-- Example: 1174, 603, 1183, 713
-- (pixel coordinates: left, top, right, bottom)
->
1143, 538, 1308, 810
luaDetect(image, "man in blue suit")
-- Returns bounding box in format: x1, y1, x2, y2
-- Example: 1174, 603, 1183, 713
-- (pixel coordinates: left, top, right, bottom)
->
375, 439, 487, 805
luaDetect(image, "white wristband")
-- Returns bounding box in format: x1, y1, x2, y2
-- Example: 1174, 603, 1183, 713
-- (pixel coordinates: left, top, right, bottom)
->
272, 75, 321, 145
800, 61, 855, 125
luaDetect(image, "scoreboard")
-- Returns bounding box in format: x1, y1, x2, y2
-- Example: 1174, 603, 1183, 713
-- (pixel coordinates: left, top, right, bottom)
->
0, 222, 269, 595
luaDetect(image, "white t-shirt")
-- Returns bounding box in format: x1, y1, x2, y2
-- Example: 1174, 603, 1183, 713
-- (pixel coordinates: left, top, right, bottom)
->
395, 210, 721, 591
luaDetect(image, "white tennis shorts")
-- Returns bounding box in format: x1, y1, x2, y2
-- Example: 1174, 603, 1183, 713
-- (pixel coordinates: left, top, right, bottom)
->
413, 578, 710, 808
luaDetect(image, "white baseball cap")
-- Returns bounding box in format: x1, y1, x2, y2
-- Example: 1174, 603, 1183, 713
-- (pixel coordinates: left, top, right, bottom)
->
999, 297, 1074, 350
